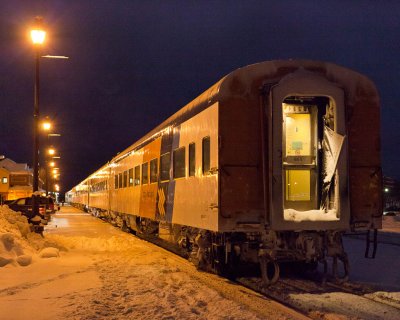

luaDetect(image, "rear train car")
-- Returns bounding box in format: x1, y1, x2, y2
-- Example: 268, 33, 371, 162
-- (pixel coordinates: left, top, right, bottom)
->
68, 60, 382, 284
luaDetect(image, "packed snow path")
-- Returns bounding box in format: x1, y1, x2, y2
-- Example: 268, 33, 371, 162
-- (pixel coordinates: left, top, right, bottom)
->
0, 206, 305, 320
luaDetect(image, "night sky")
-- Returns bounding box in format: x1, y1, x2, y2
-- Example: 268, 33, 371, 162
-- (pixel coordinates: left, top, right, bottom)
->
1, 1, 399, 193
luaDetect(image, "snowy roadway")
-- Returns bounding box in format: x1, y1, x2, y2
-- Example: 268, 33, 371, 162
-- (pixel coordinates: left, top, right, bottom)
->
0, 205, 308, 320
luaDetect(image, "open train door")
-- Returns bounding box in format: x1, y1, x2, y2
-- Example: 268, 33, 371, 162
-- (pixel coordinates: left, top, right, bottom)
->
266, 64, 382, 258
268, 68, 351, 231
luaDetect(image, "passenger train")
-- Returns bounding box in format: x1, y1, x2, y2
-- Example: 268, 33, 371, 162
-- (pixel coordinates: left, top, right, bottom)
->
67, 60, 382, 285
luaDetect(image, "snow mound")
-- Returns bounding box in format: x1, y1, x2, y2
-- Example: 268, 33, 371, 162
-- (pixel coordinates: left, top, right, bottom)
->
39, 247, 60, 258
0, 231, 32, 267
0, 205, 60, 267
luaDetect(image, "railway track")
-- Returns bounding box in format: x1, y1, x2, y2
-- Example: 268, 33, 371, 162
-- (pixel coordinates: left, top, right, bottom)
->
237, 275, 400, 319
133, 229, 400, 320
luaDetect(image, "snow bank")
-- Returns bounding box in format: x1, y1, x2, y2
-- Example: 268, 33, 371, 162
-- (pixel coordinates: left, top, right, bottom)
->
0, 205, 61, 268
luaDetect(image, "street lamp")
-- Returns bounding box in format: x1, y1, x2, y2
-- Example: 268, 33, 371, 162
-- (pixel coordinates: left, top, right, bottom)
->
48, 147, 56, 156
31, 16, 46, 217
45, 132, 61, 195
41, 117, 52, 131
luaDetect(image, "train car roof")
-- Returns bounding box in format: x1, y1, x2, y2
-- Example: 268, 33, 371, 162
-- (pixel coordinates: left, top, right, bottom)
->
110, 59, 378, 164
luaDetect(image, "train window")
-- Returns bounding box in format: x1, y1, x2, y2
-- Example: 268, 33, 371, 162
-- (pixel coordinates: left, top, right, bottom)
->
150, 159, 158, 183
114, 175, 118, 189
129, 168, 134, 186
173, 147, 185, 179
160, 153, 170, 181
202, 137, 210, 175
118, 173, 123, 188
123, 170, 128, 188
189, 143, 195, 177
134, 165, 140, 186
142, 162, 148, 184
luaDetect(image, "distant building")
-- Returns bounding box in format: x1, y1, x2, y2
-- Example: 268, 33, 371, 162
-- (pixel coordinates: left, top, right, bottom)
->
0, 157, 44, 202
383, 176, 400, 209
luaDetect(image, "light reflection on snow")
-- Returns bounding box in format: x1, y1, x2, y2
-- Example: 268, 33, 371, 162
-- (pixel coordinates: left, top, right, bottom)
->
51, 217, 70, 228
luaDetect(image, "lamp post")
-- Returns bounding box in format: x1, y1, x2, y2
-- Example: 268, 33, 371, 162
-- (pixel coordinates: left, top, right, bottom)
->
31, 17, 46, 217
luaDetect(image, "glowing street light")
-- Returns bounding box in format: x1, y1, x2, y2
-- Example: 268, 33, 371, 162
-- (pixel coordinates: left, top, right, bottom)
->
42, 122, 51, 131
45, 131, 61, 195
31, 28, 46, 45
41, 118, 52, 131
48, 147, 56, 156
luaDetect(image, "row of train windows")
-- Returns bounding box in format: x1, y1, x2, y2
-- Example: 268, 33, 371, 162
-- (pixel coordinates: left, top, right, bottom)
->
90, 180, 108, 193
114, 137, 210, 189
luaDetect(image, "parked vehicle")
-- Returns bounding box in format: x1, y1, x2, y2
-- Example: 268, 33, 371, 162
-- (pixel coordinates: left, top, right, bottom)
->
7, 196, 53, 232
8, 197, 46, 218
40, 196, 56, 214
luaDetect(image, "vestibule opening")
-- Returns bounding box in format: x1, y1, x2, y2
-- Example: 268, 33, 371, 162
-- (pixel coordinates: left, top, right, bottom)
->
282, 96, 344, 222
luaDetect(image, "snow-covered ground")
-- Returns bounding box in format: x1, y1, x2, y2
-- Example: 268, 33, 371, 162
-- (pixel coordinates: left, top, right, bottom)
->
1, 204, 399, 319
0, 205, 304, 320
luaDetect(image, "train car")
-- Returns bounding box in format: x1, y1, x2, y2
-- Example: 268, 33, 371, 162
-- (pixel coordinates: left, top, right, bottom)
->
68, 180, 89, 211
68, 60, 382, 284
87, 165, 110, 217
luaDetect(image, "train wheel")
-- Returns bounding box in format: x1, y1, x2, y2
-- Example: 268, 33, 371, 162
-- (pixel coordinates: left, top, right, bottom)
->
259, 255, 280, 287
121, 221, 130, 233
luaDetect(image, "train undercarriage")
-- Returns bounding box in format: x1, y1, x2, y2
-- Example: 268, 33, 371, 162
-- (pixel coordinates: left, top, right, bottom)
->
88, 207, 349, 286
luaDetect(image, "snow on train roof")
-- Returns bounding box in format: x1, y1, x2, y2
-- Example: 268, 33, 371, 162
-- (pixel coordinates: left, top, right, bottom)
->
71, 59, 379, 189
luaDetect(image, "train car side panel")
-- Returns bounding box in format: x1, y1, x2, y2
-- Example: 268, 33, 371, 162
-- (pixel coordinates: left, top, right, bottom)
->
347, 81, 382, 229
171, 102, 219, 231
139, 138, 162, 219
218, 93, 264, 232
